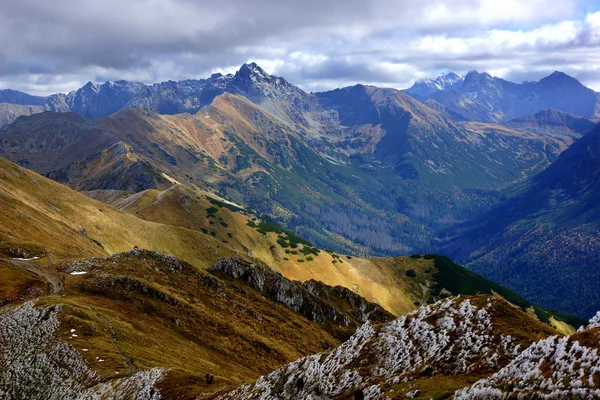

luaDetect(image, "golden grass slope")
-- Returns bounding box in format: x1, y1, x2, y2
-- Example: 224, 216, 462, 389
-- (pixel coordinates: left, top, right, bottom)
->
0, 157, 234, 265
0, 157, 437, 316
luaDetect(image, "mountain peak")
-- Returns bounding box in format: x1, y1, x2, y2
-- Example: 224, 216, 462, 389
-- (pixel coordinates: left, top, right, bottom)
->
405, 71, 464, 97
442, 71, 463, 80
540, 70, 580, 85
237, 62, 270, 79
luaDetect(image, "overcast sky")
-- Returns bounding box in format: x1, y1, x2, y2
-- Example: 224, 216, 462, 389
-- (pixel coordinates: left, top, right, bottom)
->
1, 0, 600, 95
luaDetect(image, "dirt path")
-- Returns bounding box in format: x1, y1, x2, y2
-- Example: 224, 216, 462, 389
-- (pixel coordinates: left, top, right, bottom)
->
7, 255, 65, 295
89, 307, 137, 376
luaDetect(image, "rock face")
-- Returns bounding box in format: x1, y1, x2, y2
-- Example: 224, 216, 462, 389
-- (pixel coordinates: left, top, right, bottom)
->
217, 296, 555, 399
0, 301, 164, 400
209, 258, 393, 335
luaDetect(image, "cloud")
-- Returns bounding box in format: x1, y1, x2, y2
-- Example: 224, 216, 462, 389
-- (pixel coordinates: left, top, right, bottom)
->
0, 0, 598, 95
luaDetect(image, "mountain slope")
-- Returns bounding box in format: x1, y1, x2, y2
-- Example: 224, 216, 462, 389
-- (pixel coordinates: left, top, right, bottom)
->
0, 112, 119, 173
446, 123, 600, 318
0, 247, 389, 399
0, 156, 448, 317
0, 64, 593, 259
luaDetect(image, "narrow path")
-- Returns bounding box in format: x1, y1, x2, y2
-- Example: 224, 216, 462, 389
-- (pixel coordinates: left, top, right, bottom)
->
89, 307, 137, 376
7, 255, 65, 295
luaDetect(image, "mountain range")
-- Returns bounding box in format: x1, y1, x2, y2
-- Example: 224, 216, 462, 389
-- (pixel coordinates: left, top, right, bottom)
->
406, 70, 600, 122
1, 62, 600, 399
1, 65, 599, 316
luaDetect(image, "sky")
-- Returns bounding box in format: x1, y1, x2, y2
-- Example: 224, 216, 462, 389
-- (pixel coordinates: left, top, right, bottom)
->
1, 0, 600, 95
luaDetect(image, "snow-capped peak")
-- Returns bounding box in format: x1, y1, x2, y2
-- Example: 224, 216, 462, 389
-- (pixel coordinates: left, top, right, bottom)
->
406, 71, 464, 97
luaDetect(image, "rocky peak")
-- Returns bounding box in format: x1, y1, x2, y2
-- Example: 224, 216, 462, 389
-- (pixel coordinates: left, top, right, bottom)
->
405, 71, 464, 98
538, 70, 586, 89
236, 62, 270, 80
462, 70, 495, 88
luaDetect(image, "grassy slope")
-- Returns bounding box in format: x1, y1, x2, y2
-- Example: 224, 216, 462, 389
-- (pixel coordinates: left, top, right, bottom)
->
111, 184, 433, 316
0, 156, 431, 317
1, 156, 581, 324
35, 251, 342, 398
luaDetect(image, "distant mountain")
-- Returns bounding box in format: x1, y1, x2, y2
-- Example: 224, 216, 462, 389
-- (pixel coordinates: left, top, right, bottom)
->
404, 71, 464, 99
445, 122, 600, 318
0, 90, 69, 127
406, 70, 600, 122
0, 64, 580, 258
0, 112, 119, 173
506, 108, 597, 135
3, 67, 598, 127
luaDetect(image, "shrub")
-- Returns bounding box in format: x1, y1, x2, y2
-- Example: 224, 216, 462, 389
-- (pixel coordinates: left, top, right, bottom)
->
405, 269, 417, 278
206, 207, 218, 214
306, 256, 314, 262
298, 259, 305, 263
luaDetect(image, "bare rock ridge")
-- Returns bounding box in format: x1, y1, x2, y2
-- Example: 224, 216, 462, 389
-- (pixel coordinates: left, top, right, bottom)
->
209, 258, 394, 336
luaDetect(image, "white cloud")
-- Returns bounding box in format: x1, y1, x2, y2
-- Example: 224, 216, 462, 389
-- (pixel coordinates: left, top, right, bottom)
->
0, 0, 598, 95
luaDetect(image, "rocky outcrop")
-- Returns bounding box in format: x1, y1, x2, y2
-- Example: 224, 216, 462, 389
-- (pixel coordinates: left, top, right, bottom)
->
209, 258, 393, 334
0, 301, 164, 400
457, 313, 600, 399
218, 297, 546, 400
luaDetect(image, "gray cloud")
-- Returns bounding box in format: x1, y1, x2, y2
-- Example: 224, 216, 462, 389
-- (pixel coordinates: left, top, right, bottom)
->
0, 0, 598, 95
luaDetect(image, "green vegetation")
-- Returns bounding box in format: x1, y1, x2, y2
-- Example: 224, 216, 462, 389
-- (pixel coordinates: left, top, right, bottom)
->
426, 254, 529, 308
405, 269, 417, 278
425, 254, 586, 327
207, 197, 244, 213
